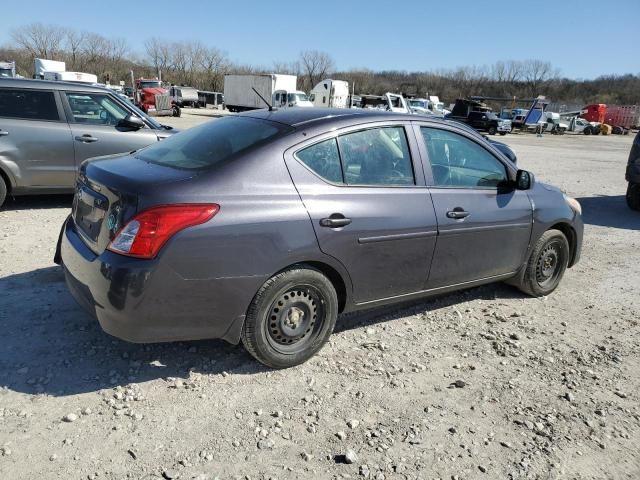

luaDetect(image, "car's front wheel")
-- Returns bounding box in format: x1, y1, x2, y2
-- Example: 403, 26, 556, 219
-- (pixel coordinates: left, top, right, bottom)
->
627, 182, 640, 211
516, 229, 570, 297
241, 266, 338, 368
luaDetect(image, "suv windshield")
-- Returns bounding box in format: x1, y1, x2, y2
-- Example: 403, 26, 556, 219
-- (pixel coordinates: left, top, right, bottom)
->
135, 116, 292, 170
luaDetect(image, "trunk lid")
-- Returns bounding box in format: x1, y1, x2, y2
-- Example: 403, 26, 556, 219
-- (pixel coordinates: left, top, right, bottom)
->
72, 153, 198, 254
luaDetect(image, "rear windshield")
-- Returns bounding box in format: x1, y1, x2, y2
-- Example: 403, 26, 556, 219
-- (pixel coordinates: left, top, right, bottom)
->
135, 116, 291, 169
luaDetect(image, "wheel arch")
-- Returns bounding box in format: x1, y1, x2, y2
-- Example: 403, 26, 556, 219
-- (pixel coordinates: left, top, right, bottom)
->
284, 261, 349, 313
549, 222, 578, 267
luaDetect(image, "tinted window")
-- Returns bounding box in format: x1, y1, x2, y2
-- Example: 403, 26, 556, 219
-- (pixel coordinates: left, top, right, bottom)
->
297, 138, 343, 183
0, 88, 59, 121
65, 93, 129, 125
136, 116, 291, 170
338, 127, 414, 186
421, 127, 507, 188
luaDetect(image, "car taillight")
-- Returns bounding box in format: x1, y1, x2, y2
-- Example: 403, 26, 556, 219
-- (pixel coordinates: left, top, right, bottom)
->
107, 204, 219, 259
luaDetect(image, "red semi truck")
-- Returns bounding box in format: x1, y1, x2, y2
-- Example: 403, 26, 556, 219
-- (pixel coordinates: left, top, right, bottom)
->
581, 104, 640, 131
132, 78, 180, 117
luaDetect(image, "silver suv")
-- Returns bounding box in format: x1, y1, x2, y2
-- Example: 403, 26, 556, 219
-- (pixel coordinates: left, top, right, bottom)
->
0, 78, 176, 207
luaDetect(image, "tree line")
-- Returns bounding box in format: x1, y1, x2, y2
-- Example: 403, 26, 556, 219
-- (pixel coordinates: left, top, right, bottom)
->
2, 22, 639, 106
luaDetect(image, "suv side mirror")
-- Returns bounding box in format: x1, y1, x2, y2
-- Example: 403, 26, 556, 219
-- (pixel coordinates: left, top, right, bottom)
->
516, 169, 534, 190
117, 114, 145, 130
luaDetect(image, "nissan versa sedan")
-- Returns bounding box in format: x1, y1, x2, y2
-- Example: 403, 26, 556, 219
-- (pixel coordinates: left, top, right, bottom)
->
57, 109, 583, 368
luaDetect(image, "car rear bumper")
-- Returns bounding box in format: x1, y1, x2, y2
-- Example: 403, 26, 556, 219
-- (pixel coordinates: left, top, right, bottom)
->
59, 218, 261, 344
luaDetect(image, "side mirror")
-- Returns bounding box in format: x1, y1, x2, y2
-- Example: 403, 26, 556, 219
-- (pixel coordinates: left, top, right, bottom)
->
117, 114, 145, 130
515, 169, 534, 190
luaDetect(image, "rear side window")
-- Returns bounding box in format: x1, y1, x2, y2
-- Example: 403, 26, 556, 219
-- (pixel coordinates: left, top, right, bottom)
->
297, 138, 343, 183
296, 126, 415, 186
135, 116, 291, 169
0, 88, 59, 121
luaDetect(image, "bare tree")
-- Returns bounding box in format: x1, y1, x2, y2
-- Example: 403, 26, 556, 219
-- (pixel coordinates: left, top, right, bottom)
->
11, 22, 66, 59
299, 50, 335, 91
522, 59, 555, 95
64, 29, 86, 70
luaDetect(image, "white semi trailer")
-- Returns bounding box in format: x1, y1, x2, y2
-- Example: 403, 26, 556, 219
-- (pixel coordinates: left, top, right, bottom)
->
223, 74, 311, 112
309, 79, 350, 108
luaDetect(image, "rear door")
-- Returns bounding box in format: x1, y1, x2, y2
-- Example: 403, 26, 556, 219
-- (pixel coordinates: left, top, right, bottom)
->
415, 124, 532, 288
285, 122, 438, 304
61, 91, 160, 166
0, 86, 74, 188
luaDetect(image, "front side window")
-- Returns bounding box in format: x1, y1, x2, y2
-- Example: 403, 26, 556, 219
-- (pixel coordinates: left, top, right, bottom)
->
421, 127, 507, 188
136, 116, 291, 170
0, 88, 59, 121
65, 93, 129, 126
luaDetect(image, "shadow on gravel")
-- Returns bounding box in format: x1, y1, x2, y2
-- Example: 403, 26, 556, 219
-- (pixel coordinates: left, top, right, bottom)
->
577, 195, 640, 231
0, 266, 266, 397
335, 282, 528, 334
0, 265, 526, 397
1, 194, 73, 211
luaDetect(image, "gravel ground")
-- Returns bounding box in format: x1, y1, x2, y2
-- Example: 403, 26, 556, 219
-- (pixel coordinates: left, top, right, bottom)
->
1, 115, 639, 480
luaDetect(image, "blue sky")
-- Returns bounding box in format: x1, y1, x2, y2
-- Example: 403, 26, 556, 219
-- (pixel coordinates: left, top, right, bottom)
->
1, 0, 638, 79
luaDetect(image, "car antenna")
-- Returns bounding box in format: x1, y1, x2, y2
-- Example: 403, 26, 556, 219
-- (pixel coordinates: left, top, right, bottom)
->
252, 87, 274, 111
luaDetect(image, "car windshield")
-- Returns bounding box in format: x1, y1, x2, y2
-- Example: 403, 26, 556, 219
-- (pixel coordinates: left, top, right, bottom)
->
0, 68, 12, 77
409, 100, 427, 108
135, 116, 292, 170
139, 81, 162, 89
487, 112, 499, 120
288, 93, 309, 103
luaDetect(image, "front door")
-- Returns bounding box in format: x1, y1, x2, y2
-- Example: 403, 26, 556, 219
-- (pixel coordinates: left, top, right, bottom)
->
417, 125, 533, 288
62, 91, 160, 167
285, 123, 438, 304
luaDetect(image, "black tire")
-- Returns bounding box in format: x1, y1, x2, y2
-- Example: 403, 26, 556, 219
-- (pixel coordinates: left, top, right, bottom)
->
516, 229, 570, 297
499, 131, 507, 136
488, 126, 497, 135
627, 182, 640, 211
0, 177, 7, 208
241, 266, 338, 368
583, 126, 592, 135
172, 105, 181, 117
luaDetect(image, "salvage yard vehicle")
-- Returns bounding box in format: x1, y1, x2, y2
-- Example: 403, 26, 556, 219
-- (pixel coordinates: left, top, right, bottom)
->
224, 74, 309, 112
310, 79, 350, 108
168, 85, 200, 108
627, 130, 640, 211
0, 60, 16, 78
132, 78, 179, 117
0, 78, 176, 207
359, 93, 410, 113
447, 98, 511, 135
197, 90, 224, 109
56, 108, 583, 368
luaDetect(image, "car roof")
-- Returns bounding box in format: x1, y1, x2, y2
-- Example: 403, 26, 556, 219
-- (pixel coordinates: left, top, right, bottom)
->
239, 107, 434, 128
0, 77, 113, 93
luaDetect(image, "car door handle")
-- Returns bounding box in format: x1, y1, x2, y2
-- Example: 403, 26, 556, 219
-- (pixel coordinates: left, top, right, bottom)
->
446, 208, 470, 219
75, 135, 98, 143
320, 215, 352, 228
0, 130, 8, 136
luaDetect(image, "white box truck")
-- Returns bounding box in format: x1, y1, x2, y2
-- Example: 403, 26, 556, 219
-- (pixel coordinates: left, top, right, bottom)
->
224, 74, 311, 112
310, 79, 350, 108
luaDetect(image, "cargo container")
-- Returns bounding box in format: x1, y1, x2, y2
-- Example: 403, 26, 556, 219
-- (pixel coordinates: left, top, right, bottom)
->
581, 104, 640, 129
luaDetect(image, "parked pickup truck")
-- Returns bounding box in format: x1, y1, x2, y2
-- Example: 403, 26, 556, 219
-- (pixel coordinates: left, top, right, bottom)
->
447, 99, 510, 135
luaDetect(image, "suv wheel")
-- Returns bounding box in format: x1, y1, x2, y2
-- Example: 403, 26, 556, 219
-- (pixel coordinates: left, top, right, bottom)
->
627, 182, 640, 211
583, 126, 592, 135
488, 126, 497, 135
241, 266, 338, 368
516, 229, 570, 297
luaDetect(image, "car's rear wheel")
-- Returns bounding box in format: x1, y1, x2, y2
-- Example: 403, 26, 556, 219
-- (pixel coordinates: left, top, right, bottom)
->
0, 177, 7, 208
516, 229, 570, 297
583, 126, 592, 135
172, 105, 181, 117
627, 182, 640, 211
241, 266, 338, 368
488, 126, 497, 135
